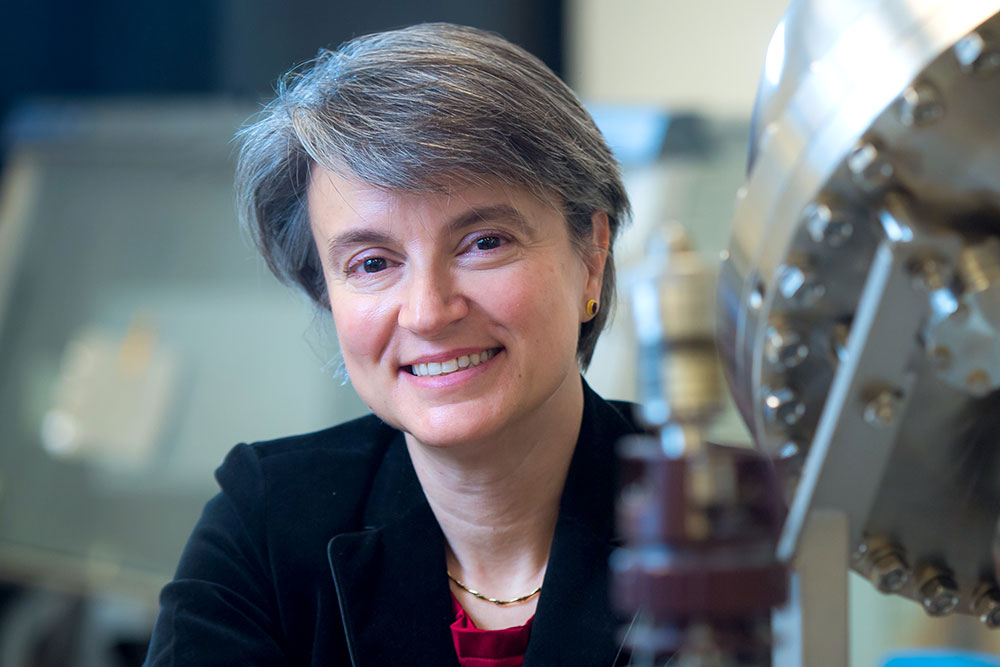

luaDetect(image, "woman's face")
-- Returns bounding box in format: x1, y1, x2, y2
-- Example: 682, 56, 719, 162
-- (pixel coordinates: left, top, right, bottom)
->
307, 168, 608, 448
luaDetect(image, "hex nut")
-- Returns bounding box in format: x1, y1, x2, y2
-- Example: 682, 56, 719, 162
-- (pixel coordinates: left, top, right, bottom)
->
804, 202, 854, 247
906, 255, 950, 292
973, 588, 1000, 628
920, 239, 1000, 397
765, 327, 809, 371
955, 31, 1000, 75
862, 389, 903, 427
763, 387, 806, 427
920, 575, 959, 616
870, 552, 909, 593
778, 442, 800, 459
897, 81, 944, 127
749, 276, 765, 310
848, 141, 895, 192
966, 368, 992, 397
929, 345, 952, 371
776, 264, 825, 307
830, 322, 851, 363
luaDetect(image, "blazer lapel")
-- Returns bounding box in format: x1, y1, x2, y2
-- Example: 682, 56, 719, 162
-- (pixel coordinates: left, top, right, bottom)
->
524, 383, 639, 666
328, 436, 458, 667
328, 381, 640, 667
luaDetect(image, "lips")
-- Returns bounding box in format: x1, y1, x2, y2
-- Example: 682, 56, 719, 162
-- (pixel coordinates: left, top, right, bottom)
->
408, 348, 499, 377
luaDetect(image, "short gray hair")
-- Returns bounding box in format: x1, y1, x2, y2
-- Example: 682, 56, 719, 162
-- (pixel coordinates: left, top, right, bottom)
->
236, 22, 629, 367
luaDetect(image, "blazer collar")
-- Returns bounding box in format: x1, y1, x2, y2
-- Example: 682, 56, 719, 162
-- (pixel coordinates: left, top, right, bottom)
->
327, 429, 457, 667
525, 381, 637, 666
327, 380, 638, 667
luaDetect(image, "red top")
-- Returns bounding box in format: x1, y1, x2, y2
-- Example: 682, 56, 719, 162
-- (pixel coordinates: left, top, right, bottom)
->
450, 595, 534, 667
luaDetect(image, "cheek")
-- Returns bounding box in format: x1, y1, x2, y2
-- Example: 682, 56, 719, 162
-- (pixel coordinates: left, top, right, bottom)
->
484, 262, 583, 345
329, 295, 396, 364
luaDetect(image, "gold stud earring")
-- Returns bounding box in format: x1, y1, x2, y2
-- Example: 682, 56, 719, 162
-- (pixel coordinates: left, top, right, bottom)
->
586, 299, 599, 318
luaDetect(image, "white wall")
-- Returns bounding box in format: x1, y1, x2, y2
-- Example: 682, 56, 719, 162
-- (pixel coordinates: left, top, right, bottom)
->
567, 0, 789, 117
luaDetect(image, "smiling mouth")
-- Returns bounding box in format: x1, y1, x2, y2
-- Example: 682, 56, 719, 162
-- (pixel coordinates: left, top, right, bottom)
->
408, 348, 500, 377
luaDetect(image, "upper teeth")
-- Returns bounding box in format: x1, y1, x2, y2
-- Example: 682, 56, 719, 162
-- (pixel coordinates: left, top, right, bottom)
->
411, 349, 496, 377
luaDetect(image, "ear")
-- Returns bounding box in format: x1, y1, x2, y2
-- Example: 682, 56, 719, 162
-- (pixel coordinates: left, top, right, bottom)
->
584, 210, 611, 297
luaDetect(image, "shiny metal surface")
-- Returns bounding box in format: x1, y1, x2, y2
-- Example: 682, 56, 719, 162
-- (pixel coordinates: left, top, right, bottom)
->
720, 0, 1000, 620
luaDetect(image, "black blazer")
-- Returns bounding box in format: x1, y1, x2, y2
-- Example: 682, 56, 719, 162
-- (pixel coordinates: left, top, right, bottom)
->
144, 382, 641, 666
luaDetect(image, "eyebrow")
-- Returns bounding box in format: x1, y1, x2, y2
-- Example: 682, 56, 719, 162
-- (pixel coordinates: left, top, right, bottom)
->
324, 203, 533, 259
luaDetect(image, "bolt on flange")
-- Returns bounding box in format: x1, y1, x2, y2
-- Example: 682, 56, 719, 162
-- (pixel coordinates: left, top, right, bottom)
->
870, 551, 910, 593
803, 201, 854, 247
954, 31, 1000, 75
858, 539, 910, 593
764, 326, 809, 371
862, 387, 904, 427
848, 140, 895, 192
973, 585, 1000, 628
919, 572, 960, 617
906, 254, 951, 292
897, 81, 945, 127
776, 263, 825, 307
763, 387, 806, 427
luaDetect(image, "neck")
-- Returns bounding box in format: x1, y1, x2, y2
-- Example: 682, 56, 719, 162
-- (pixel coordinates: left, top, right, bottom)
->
405, 374, 585, 627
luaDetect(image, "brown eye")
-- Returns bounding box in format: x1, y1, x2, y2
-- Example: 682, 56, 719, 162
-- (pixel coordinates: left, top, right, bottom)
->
475, 236, 502, 250
363, 257, 388, 273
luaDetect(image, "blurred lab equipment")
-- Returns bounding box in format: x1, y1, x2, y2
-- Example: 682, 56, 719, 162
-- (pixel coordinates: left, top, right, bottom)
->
613, 226, 789, 665
722, 0, 1000, 625
615, 0, 1000, 664
0, 99, 368, 665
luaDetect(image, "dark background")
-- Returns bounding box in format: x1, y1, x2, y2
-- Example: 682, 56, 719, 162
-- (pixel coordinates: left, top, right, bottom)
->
0, 0, 564, 129
0, 3, 563, 664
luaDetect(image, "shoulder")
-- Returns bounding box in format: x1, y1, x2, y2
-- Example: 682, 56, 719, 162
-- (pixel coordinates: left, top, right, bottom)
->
213, 413, 400, 533
604, 398, 642, 431
239, 412, 396, 460
581, 379, 643, 439
218, 413, 396, 480
149, 416, 398, 665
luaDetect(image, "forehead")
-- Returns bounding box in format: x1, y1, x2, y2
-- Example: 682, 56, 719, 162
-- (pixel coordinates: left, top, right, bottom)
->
306, 166, 560, 232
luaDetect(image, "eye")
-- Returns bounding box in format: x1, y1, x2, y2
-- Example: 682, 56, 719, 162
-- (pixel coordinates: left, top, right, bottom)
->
475, 235, 503, 251
343, 253, 396, 279
363, 257, 388, 273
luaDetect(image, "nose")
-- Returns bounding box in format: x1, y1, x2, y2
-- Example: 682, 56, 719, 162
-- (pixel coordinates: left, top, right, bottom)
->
396, 264, 468, 336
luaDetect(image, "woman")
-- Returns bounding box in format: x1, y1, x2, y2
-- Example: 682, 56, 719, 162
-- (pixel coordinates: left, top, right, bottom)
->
145, 23, 638, 666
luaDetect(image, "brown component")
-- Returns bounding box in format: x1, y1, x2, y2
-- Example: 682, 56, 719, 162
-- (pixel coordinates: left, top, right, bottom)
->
612, 437, 789, 659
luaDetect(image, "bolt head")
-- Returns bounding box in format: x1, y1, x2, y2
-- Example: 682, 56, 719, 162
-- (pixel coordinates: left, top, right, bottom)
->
929, 345, 952, 371
920, 576, 959, 616
830, 322, 851, 362
863, 389, 902, 427
749, 277, 765, 310
870, 553, 909, 593
763, 387, 806, 427
777, 264, 825, 306
974, 589, 1000, 628
906, 255, 950, 291
765, 327, 809, 371
848, 141, 895, 191
778, 442, 799, 459
955, 31, 1000, 75
966, 368, 993, 397
897, 82, 944, 127
804, 202, 854, 247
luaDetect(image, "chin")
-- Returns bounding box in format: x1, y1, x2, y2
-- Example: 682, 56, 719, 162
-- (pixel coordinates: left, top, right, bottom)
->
402, 409, 505, 449
405, 424, 489, 450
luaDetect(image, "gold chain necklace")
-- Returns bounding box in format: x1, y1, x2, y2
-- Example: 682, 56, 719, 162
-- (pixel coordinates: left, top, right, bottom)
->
446, 571, 542, 606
